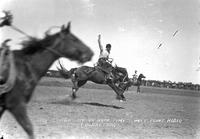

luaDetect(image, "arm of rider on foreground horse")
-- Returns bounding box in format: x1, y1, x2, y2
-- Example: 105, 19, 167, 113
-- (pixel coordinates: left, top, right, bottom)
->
0, 11, 13, 27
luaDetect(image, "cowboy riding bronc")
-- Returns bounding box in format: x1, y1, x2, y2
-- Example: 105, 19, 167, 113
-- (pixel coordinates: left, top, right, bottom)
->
97, 34, 113, 82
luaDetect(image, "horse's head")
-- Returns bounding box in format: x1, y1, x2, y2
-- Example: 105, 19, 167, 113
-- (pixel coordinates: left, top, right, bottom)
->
52, 22, 94, 63
138, 74, 146, 79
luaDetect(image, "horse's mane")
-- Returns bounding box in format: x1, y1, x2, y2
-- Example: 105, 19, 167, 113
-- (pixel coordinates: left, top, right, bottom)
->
20, 33, 59, 55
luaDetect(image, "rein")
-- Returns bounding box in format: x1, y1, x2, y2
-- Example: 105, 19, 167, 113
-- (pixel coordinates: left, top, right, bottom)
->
2, 12, 67, 58
9, 23, 66, 58
11, 25, 32, 38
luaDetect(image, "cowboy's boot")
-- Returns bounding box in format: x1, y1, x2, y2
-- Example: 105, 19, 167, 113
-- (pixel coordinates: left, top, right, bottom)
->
0, 75, 5, 84
106, 72, 113, 83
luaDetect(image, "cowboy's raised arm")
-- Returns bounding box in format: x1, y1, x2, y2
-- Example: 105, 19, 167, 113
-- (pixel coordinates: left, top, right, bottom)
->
98, 34, 103, 52
0, 10, 13, 27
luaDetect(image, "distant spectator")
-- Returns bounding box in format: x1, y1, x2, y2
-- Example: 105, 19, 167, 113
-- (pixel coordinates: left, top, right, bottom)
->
132, 70, 138, 83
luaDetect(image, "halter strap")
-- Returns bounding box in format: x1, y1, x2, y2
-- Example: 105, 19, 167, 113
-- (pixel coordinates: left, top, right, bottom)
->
42, 33, 67, 58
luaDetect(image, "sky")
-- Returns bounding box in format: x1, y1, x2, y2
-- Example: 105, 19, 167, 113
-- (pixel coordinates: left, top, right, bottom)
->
0, 0, 200, 84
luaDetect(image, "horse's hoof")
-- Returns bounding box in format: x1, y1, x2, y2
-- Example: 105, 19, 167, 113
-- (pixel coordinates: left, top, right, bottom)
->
122, 98, 126, 101
72, 89, 76, 93
116, 95, 122, 100
119, 99, 126, 102
71, 96, 74, 99
71, 94, 77, 100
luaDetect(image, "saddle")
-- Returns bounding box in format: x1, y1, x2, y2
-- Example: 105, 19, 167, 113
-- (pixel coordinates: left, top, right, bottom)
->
0, 40, 17, 94
94, 63, 113, 83
97, 58, 113, 74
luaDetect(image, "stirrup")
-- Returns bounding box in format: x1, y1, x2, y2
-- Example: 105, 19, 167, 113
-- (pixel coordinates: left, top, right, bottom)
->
106, 78, 112, 84
105, 75, 112, 83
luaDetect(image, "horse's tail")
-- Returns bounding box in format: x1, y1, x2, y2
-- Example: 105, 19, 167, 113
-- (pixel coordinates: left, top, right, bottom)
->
57, 60, 74, 79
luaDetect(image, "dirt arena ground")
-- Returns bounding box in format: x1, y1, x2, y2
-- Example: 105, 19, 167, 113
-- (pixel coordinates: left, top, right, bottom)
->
0, 77, 200, 139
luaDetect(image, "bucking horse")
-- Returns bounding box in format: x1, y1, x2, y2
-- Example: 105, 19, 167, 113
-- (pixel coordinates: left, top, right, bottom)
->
57, 60, 131, 101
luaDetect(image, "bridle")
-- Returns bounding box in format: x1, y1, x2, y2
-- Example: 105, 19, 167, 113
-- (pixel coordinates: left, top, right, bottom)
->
44, 25, 81, 58
39, 27, 69, 58
42, 37, 66, 58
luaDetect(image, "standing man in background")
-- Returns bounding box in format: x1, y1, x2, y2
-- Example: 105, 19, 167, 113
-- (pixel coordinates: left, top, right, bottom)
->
132, 70, 138, 83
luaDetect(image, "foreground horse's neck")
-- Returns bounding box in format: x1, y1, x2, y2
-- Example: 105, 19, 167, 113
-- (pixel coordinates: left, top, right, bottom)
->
15, 37, 61, 82
29, 49, 59, 80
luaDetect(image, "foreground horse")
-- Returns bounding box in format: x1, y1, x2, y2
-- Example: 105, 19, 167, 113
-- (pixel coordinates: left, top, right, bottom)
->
57, 61, 129, 101
0, 22, 93, 139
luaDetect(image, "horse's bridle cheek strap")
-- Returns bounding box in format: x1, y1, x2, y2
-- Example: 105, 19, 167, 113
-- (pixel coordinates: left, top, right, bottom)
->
44, 32, 66, 58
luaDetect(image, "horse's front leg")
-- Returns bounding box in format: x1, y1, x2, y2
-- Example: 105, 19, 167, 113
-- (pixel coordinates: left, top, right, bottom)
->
108, 83, 126, 101
9, 102, 34, 139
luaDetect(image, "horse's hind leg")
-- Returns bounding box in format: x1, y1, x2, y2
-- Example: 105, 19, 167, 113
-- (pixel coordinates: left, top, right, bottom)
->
9, 103, 34, 139
72, 86, 78, 99
72, 80, 87, 99
71, 80, 79, 99
70, 73, 78, 99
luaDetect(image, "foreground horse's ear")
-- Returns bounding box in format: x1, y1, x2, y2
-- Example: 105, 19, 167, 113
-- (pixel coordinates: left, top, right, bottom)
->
66, 22, 71, 32
61, 22, 71, 33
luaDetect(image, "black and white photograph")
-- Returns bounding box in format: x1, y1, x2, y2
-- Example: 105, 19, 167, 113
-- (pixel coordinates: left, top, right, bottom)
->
0, 0, 200, 138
